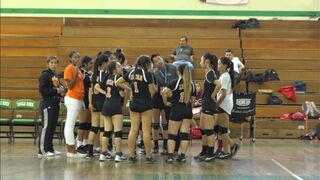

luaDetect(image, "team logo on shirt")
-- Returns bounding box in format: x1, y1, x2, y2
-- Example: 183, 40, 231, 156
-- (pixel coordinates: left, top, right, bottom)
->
236, 98, 251, 107
52, 76, 59, 87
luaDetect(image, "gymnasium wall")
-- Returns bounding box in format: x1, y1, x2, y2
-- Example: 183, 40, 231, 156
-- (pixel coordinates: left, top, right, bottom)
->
1, 0, 319, 19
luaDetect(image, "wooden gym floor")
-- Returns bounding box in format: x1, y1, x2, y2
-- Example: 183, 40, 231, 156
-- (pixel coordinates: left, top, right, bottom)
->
1, 139, 319, 180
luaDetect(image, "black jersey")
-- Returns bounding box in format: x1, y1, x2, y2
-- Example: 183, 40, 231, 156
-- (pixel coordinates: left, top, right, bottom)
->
167, 77, 196, 106
202, 70, 218, 114
91, 70, 107, 111
123, 69, 154, 110
100, 73, 123, 116
81, 68, 92, 108
100, 73, 123, 104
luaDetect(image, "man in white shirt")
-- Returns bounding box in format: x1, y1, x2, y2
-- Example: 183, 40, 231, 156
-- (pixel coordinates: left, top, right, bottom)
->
225, 48, 245, 85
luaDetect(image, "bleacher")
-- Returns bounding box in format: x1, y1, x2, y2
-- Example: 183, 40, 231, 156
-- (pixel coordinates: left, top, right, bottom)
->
1, 17, 319, 140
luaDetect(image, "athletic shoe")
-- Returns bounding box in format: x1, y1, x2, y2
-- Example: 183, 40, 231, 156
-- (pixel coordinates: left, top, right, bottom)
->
217, 152, 232, 159
52, 150, 62, 155
77, 146, 87, 154
145, 157, 155, 164
166, 156, 174, 164
213, 151, 223, 158
160, 149, 168, 155
152, 147, 159, 154
99, 152, 113, 161
137, 142, 145, 149
93, 148, 101, 156
230, 143, 240, 158
194, 152, 206, 160
204, 154, 215, 162
115, 153, 127, 162
66, 152, 86, 158
176, 154, 186, 163
85, 153, 94, 159
38, 152, 54, 158
128, 156, 137, 163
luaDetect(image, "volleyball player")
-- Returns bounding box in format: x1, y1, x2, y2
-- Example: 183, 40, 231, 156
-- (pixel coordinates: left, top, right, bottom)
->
85, 54, 110, 158
162, 64, 196, 163
216, 57, 239, 159
95, 61, 127, 162
116, 55, 156, 163
195, 53, 221, 162
77, 56, 93, 153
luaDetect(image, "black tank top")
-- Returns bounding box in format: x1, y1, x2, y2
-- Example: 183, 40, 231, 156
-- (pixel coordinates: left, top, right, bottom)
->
123, 69, 153, 104
167, 77, 196, 106
100, 73, 122, 103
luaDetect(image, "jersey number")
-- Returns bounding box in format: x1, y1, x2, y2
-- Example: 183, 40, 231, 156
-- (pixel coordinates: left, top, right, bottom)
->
133, 82, 139, 93
106, 87, 111, 98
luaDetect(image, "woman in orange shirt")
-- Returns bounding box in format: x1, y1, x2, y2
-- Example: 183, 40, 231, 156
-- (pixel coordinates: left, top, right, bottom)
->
64, 50, 86, 158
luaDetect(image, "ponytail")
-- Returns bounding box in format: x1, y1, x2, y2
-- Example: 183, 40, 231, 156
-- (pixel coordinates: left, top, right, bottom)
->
220, 56, 234, 89
178, 64, 192, 104
229, 62, 235, 89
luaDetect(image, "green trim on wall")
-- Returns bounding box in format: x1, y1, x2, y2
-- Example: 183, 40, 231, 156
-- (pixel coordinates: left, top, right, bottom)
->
1, 8, 319, 17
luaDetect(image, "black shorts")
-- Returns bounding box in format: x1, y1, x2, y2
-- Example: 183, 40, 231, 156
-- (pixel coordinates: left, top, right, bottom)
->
153, 93, 164, 109
216, 107, 227, 114
169, 104, 193, 121
101, 100, 122, 117
92, 99, 104, 112
129, 100, 153, 113
201, 98, 217, 115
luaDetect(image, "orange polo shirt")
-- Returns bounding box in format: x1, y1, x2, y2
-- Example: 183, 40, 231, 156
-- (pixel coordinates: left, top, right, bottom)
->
64, 64, 84, 101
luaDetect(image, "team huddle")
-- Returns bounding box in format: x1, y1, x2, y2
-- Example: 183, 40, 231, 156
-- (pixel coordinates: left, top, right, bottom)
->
38, 36, 240, 164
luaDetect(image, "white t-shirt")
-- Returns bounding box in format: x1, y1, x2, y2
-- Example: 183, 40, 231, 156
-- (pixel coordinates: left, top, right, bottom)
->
232, 57, 244, 74
217, 72, 233, 114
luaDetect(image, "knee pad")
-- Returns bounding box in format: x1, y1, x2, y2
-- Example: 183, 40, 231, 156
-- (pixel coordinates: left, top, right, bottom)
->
219, 127, 228, 135
79, 123, 87, 130
100, 127, 104, 132
179, 132, 189, 141
200, 129, 205, 136
114, 131, 123, 138
168, 134, 177, 141
103, 131, 113, 138
90, 126, 99, 134
205, 129, 214, 136
214, 125, 220, 134
152, 123, 160, 130
162, 123, 168, 130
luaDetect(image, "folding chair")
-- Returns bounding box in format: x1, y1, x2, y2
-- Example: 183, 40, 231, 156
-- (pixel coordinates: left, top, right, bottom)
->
11, 99, 38, 143
0, 99, 13, 143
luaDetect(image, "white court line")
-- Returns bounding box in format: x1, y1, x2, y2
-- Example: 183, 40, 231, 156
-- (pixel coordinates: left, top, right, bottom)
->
271, 159, 303, 180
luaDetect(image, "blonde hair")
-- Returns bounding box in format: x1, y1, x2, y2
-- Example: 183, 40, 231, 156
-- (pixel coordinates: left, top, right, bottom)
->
179, 64, 192, 104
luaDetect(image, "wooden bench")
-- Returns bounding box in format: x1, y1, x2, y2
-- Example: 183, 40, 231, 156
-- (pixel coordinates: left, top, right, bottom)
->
65, 18, 236, 28
243, 49, 319, 59
245, 59, 320, 70
248, 81, 320, 93
62, 26, 239, 39
256, 93, 320, 105
242, 38, 320, 50
1, 37, 60, 47
241, 29, 320, 39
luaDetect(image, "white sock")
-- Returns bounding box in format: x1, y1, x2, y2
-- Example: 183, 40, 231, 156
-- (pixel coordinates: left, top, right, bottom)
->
77, 140, 83, 148
83, 139, 88, 146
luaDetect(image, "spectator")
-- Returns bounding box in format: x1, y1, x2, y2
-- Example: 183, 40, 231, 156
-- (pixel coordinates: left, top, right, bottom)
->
225, 48, 244, 85
170, 36, 195, 70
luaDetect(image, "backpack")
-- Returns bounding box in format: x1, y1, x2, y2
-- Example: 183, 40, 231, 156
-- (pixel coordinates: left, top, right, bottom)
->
191, 127, 202, 139
267, 95, 283, 105
246, 18, 261, 29
245, 69, 279, 83
302, 101, 320, 119
293, 81, 306, 93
